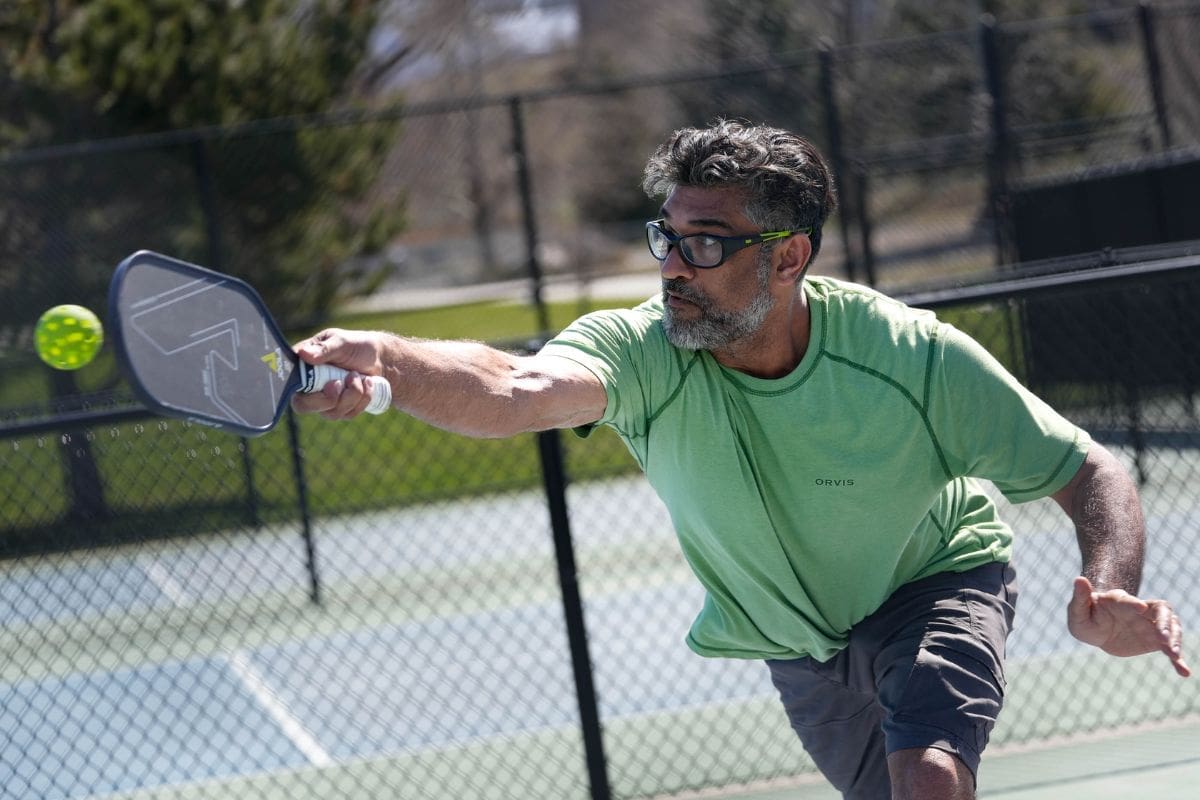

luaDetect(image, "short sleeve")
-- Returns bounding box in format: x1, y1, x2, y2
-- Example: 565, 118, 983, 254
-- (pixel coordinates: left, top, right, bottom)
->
538, 300, 671, 446
927, 323, 1091, 503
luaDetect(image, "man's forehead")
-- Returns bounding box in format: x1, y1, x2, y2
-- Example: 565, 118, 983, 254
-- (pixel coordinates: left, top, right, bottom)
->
661, 186, 750, 230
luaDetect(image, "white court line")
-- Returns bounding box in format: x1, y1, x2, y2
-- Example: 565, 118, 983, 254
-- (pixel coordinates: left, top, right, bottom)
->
226, 651, 333, 767
141, 556, 333, 767
142, 560, 189, 605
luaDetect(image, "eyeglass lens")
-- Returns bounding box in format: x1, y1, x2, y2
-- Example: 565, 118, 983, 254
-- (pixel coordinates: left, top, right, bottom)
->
647, 224, 723, 267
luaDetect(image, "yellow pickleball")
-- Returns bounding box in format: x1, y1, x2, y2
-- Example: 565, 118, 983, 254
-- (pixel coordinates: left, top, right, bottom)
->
35, 304, 104, 370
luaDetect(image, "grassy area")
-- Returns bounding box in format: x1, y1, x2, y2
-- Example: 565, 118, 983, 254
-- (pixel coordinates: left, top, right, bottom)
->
322, 295, 630, 345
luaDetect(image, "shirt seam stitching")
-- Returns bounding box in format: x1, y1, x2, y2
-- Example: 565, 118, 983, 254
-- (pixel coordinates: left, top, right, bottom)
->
822, 351, 953, 480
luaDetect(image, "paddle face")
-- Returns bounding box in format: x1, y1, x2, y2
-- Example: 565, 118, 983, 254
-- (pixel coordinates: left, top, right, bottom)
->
109, 251, 301, 436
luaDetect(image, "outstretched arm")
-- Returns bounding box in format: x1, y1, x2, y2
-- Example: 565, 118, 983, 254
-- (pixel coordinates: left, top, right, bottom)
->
290, 328, 608, 438
1052, 442, 1190, 677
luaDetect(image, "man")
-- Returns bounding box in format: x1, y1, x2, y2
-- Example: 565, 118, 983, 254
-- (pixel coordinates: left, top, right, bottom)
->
291, 120, 1189, 799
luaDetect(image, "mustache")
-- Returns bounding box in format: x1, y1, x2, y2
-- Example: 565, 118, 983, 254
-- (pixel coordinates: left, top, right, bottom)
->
663, 278, 709, 308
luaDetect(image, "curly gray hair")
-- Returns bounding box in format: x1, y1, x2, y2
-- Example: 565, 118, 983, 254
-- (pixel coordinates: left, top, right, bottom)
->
642, 119, 838, 267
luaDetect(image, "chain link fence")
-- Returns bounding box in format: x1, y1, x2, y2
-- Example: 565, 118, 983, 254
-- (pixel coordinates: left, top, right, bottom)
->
2, 251, 1197, 800
2, 6, 1200, 799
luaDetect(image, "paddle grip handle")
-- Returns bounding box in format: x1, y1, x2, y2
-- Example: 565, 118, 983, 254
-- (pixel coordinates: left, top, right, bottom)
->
299, 362, 392, 415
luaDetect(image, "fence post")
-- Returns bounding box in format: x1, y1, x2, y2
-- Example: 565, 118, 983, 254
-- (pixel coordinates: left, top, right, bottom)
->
1137, 1, 1172, 150
818, 44, 861, 285
285, 407, 322, 605
190, 139, 224, 272
979, 15, 1015, 266
509, 96, 553, 336
55, 416, 109, 525
536, 428, 612, 800
854, 168, 878, 287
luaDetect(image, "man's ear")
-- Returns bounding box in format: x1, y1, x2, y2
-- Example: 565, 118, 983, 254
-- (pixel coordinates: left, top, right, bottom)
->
774, 233, 813, 284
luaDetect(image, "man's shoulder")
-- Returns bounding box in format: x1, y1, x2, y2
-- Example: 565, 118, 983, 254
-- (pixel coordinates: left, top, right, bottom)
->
557, 295, 667, 345
808, 276, 929, 320
543, 294, 674, 370
810, 275, 938, 334
807, 276, 943, 373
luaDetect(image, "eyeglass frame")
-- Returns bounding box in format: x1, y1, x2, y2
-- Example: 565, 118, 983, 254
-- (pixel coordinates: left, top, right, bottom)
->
644, 219, 811, 269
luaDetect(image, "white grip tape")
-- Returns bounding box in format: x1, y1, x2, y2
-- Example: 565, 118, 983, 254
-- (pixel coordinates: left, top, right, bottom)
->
301, 363, 392, 415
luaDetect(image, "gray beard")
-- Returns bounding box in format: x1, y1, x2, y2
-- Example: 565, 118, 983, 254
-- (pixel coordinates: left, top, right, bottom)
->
661, 253, 774, 351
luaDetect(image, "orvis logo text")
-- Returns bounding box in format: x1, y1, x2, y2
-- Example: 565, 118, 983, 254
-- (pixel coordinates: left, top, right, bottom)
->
814, 478, 856, 487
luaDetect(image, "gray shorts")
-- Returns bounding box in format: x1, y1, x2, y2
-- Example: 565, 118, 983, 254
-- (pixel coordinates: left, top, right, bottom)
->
765, 561, 1018, 799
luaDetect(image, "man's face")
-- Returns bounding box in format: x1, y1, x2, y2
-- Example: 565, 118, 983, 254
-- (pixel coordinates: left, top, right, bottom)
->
657, 186, 776, 351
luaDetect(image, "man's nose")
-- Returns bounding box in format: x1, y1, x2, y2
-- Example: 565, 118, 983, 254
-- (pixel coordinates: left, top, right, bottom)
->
659, 246, 694, 281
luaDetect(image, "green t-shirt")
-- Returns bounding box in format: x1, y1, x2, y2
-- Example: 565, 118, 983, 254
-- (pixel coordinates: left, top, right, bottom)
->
542, 276, 1090, 662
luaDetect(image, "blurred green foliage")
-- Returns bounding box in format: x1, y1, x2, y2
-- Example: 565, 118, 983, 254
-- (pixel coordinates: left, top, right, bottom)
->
1, 0, 379, 137
0, 0, 403, 334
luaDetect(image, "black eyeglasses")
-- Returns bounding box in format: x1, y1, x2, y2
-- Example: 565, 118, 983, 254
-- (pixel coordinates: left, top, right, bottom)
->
645, 219, 809, 269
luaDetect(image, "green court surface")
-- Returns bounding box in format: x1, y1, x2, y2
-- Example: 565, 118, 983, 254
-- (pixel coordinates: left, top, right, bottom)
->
694, 718, 1200, 799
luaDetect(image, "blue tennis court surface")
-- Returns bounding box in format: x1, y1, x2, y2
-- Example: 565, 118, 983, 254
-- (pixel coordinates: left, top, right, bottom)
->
0, 564, 767, 797
1, 656, 310, 796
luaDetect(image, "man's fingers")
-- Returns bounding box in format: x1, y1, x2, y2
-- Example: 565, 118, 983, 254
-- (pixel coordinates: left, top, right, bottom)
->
290, 376, 351, 418
1148, 601, 1191, 677
304, 373, 372, 420
341, 373, 374, 418
294, 329, 339, 363
291, 384, 336, 414
1148, 601, 1173, 639
1168, 626, 1191, 678
1067, 576, 1095, 627
1165, 621, 1190, 678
